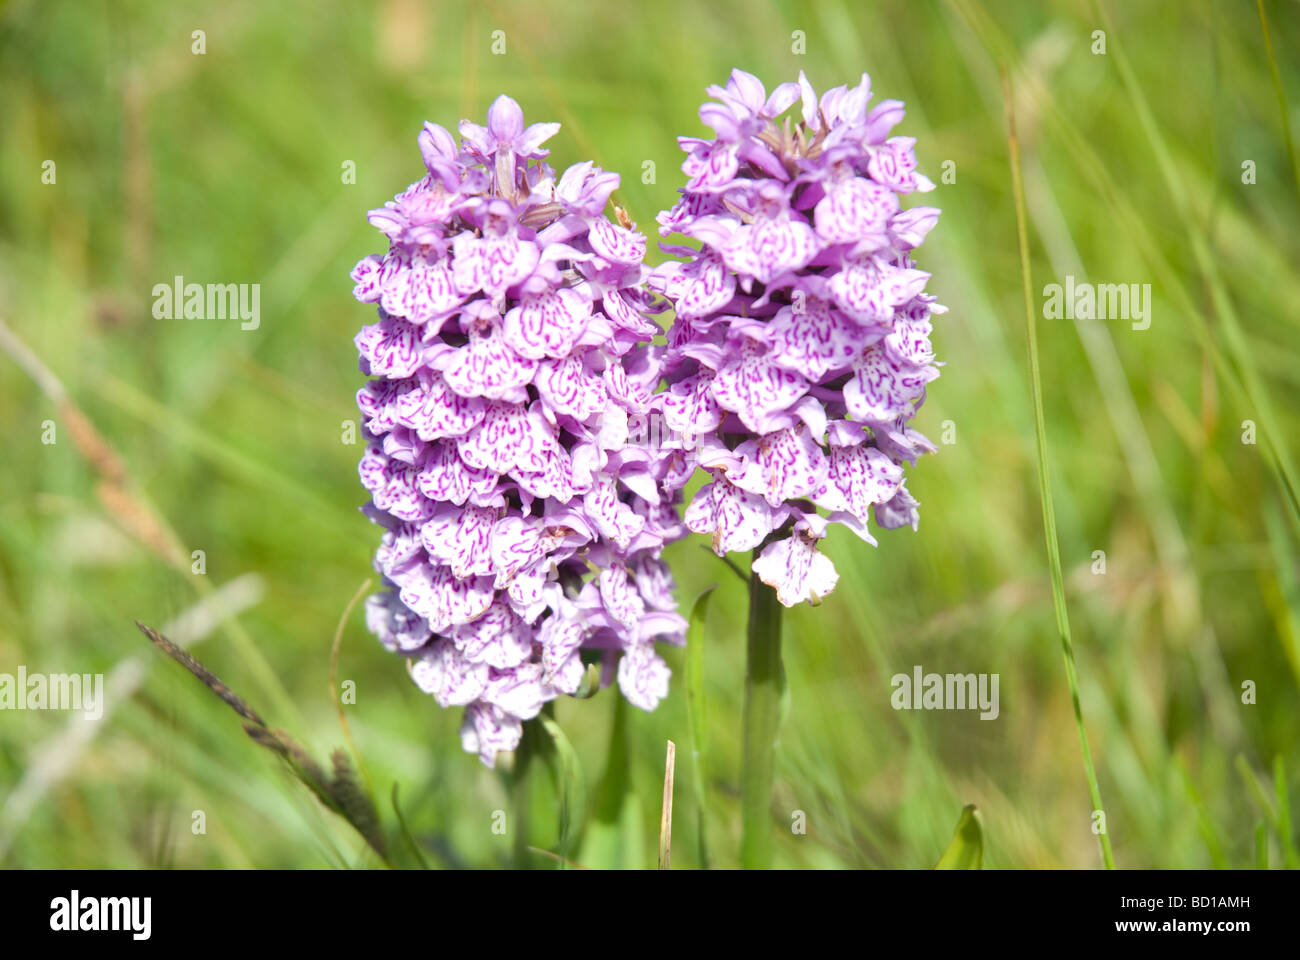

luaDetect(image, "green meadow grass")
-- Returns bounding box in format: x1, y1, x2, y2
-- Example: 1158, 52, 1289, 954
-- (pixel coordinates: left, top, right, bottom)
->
0, 0, 1297, 868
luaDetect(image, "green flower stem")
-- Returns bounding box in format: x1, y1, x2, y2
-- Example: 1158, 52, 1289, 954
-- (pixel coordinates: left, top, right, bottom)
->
741, 551, 783, 869
512, 716, 539, 869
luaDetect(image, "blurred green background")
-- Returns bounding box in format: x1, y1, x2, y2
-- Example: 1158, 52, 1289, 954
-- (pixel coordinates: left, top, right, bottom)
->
1, 0, 1298, 869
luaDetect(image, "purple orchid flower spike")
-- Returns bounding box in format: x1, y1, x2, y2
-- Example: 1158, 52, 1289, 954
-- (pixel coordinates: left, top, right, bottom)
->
650, 68, 947, 871
649, 71, 945, 608
351, 98, 683, 768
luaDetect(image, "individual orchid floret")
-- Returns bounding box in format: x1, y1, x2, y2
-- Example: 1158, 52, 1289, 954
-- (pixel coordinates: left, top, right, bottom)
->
649, 70, 945, 608
352, 95, 683, 767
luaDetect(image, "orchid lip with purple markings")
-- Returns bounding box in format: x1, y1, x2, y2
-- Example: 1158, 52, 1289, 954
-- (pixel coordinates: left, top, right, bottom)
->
649, 69, 946, 607
352, 95, 684, 767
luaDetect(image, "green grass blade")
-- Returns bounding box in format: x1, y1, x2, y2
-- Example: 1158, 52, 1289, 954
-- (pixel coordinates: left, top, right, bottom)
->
954, 0, 1300, 542
1236, 755, 1278, 831
391, 783, 431, 870
1236, 755, 1298, 868
1236, 754, 1275, 816
1179, 761, 1229, 870
1095, 0, 1300, 527
1003, 66, 1115, 870
1273, 755, 1296, 869
1263, 499, 1300, 686
1256, 0, 1300, 200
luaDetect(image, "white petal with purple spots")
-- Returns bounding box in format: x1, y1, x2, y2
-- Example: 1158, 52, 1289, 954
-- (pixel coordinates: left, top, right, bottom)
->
766, 299, 867, 381
684, 475, 785, 555
843, 344, 938, 423
812, 444, 904, 521
411, 640, 489, 707
618, 642, 670, 711
727, 427, 828, 507
752, 525, 840, 607
502, 287, 590, 359
458, 702, 522, 768
711, 340, 810, 433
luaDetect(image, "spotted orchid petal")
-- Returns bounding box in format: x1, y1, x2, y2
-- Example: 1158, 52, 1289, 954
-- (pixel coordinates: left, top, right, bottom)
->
452, 230, 539, 298
812, 444, 904, 521
721, 213, 820, 284
813, 177, 898, 247
875, 480, 920, 530
843, 344, 938, 423
617, 641, 671, 711
484, 663, 548, 721
397, 563, 494, 632
356, 315, 422, 379
535, 353, 608, 420
583, 477, 646, 551
406, 249, 465, 323
683, 140, 740, 193
866, 137, 923, 194
539, 616, 587, 689
366, 590, 432, 653
416, 439, 498, 505
456, 401, 543, 474
684, 475, 786, 555
711, 339, 811, 433
673, 248, 736, 318
766, 299, 867, 380
752, 522, 840, 607
502, 287, 590, 359
661, 371, 723, 436
351, 255, 383, 303
421, 504, 497, 579
440, 319, 536, 400
400, 370, 487, 441
458, 702, 522, 768
727, 426, 828, 507
412, 640, 489, 708
884, 315, 935, 367
599, 564, 646, 630
454, 596, 533, 669
588, 218, 647, 266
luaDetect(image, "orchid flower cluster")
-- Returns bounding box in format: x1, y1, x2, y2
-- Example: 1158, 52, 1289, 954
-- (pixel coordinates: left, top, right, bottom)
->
650, 70, 945, 607
351, 95, 685, 766
351, 72, 944, 765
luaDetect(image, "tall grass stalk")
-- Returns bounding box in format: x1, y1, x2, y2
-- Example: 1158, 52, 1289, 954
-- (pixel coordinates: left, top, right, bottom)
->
1093, 0, 1300, 529
957, 0, 1300, 540
1256, 0, 1300, 200
1002, 66, 1116, 870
